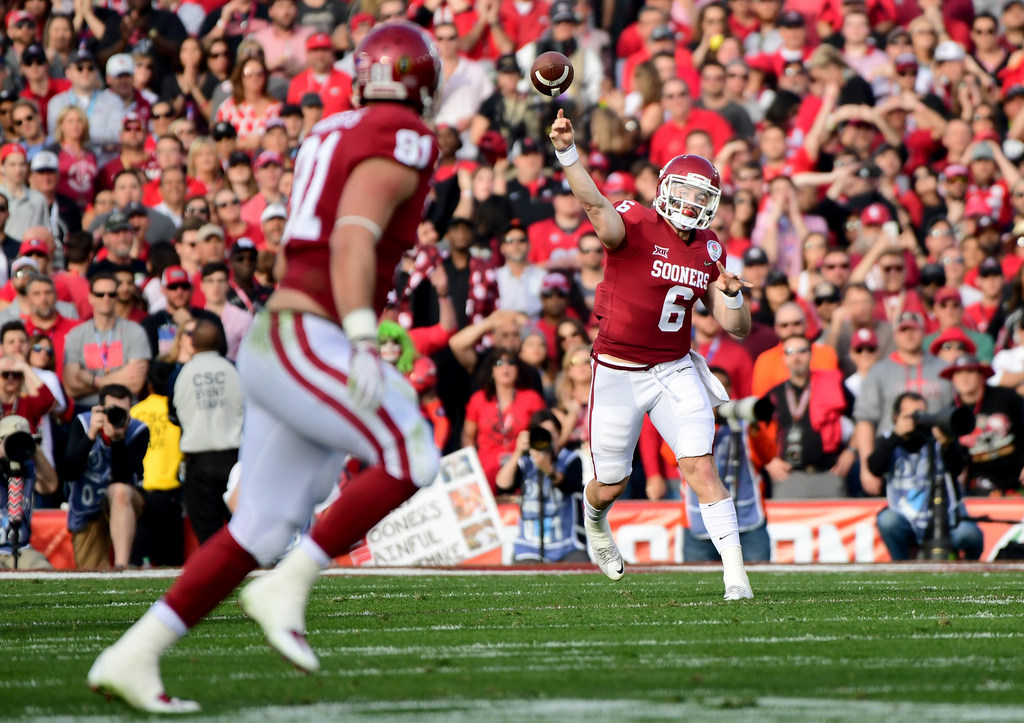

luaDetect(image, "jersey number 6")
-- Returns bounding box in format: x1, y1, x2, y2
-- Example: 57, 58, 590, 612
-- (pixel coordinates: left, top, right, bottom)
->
658, 285, 695, 333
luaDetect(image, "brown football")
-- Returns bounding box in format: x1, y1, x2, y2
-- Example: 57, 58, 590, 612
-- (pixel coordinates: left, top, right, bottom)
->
530, 51, 574, 96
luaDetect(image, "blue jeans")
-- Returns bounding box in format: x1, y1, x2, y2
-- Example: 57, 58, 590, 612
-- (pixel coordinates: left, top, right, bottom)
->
876, 507, 984, 560
683, 523, 771, 562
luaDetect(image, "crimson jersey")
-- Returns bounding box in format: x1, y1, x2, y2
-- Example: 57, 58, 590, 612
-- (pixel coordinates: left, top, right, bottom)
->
593, 201, 722, 364
278, 104, 439, 323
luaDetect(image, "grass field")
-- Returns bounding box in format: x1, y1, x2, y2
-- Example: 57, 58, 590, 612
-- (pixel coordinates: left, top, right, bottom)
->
2, 564, 1024, 722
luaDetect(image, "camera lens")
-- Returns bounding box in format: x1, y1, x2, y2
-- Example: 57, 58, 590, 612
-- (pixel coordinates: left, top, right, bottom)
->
105, 406, 129, 428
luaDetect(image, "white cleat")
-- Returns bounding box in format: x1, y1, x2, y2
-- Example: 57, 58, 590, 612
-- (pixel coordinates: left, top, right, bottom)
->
585, 515, 625, 581
87, 645, 200, 714
239, 572, 319, 672
723, 583, 754, 601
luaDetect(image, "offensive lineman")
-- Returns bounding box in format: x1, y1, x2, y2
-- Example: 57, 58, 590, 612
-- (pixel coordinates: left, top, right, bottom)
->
549, 109, 755, 600
87, 22, 444, 712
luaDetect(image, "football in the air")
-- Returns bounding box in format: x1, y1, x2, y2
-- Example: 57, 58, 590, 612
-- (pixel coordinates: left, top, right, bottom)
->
530, 51, 574, 96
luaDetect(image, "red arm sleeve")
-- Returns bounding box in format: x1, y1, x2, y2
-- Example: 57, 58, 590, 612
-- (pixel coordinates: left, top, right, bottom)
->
408, 324, 456, 357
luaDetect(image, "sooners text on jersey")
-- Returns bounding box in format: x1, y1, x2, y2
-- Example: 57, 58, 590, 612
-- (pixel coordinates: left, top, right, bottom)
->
592, 200, 722, 364
277, 104, 439, 322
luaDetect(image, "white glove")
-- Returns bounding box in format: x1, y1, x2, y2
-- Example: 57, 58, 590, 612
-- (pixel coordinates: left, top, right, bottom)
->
348, 339, 385, 411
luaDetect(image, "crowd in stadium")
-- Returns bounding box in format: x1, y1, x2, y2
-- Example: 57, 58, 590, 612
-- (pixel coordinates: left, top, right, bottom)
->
1, 0, 1024, 570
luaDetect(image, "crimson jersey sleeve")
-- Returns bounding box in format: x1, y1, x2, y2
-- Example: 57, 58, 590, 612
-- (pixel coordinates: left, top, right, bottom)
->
278, 105, 439, 322
592, 201, 723, 365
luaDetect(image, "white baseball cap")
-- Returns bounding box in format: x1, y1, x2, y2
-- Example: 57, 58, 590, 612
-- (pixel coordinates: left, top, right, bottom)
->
106, 53, 133, 77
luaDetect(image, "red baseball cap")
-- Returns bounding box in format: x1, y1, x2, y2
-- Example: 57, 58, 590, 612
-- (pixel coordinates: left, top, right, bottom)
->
17, 237, 50, 257
859, 203, 890, 226
850, 327, 878, 351
964, 196, 991, 218
161, 265, 191, 287
6, 10, 33, 27
540, 272, 571, 295
0, 143, 25, 162
929, 326, 975, 356
603, 171, 635, 196
306, 32, 332, 50
255, 150, 284, 169
933, 287, 962, 306
349, 12, 374, 28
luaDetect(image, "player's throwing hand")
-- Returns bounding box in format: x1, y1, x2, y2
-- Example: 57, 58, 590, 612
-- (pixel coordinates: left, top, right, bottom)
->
549, 108, 574, 152
715, 261, 753, 297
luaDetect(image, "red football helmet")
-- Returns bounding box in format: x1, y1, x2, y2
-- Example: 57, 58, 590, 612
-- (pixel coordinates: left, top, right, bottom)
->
353, 20, 442, 114
654, 155, 722, 231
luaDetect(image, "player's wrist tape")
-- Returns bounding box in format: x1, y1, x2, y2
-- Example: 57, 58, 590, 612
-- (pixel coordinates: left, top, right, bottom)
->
335, 215, 383, 243
555, 143, 579, 167
722, 289, 744, 309
343, 308, 378, 344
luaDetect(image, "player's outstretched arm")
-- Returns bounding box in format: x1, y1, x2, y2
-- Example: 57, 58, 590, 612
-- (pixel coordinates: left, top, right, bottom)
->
549, 109, 625, 250
704, 261, 752, 339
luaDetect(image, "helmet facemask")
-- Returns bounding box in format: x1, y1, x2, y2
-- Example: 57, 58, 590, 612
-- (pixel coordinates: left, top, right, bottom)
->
655, 172, 721, 230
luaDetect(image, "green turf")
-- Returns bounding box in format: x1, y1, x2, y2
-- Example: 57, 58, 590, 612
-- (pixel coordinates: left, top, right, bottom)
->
2, 570, 1023, 720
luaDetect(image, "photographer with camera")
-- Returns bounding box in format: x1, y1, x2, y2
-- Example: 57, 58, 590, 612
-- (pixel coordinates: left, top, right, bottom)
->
495, 409, 588, 563
62, 384, 150, 569
0, 414, 58, 569
867, 392, 983, 560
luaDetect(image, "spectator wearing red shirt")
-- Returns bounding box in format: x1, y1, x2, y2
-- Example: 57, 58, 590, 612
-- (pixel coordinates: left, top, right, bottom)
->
286, 33, 352, 119
462, 347, 547, 491
749, 11, 814, 81
21, 274, 80, 380
0, 231, 73, 306
649, 77, 734, 166
527, 180, 593, 270
496, 0, 550, 51
964, 258, 1007, 335
140, 136, 205, 209
18, 44, 69, 133
616, 5, 675, 59
692, 302, 753, 398
240, 151, 285, 229
98, 114, 156, 191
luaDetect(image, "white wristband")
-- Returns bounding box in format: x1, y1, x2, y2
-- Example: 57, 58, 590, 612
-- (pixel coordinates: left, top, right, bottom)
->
342, 307, 378, 343
722, 290, 744, 309
555, 143, 579, 167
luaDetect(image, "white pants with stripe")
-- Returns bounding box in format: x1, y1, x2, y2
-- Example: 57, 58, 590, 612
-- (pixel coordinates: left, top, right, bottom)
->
589, 355, 715, 484
228, 311, 440, 565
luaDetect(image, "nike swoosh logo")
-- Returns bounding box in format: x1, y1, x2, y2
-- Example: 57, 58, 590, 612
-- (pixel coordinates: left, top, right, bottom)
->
615, 562, 624, 574
704, 260, 713, 266
718, 535, 729, 541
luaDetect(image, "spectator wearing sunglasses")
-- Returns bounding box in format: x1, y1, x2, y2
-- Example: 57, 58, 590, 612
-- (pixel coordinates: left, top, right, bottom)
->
140, 265, 224, 359
0, 320, 56, 436
20, 45, 68, 130
4, 11, 37, 88
495, 219, 545, 317
62, 272, 152, 414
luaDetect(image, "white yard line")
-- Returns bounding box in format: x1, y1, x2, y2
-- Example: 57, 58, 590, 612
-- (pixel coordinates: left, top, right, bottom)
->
10, 696, 1024, 723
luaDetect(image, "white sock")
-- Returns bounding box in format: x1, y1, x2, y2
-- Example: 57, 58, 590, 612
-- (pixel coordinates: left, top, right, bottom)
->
121, 603, 185, 657
583, 481, 608, 522
297, 536, 332, 571
700, 497, 741, 554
